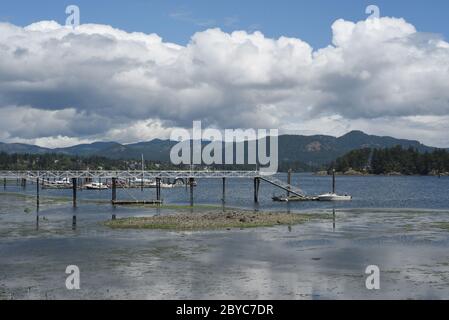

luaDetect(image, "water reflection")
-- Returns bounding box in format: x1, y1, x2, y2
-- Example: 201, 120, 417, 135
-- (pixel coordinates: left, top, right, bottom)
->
35, 207, 39, 231
333, 207, 336, 231
72, 207, 77, 230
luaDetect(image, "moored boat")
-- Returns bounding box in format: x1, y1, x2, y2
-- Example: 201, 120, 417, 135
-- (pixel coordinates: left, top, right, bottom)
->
132, 178, 176, 188
317, 169, 352, 201
85, 182, 108, 190
317, 193, 352, 201
43, 178, 72, 189
272, 195, 289, 202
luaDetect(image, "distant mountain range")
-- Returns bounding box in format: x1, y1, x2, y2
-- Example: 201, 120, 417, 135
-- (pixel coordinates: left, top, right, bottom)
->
0, 131, 437, 166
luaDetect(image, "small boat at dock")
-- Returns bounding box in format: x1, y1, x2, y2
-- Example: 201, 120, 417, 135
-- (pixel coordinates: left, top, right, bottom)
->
131, 178, 176, 189
43, 178, 72, 189
317, 193, 352, 201
84, 182, 108, 190
272, 195, 289, 202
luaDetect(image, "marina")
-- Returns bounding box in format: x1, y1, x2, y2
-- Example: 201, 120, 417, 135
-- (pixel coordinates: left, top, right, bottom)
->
0, 170, 325, 208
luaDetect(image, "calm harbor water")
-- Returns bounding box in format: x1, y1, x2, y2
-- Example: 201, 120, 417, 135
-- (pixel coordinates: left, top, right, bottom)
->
4, 173, 449, 211
1, 173, 449, 299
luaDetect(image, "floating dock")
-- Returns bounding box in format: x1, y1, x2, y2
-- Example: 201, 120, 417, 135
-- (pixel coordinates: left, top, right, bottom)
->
272, 195, 319, 202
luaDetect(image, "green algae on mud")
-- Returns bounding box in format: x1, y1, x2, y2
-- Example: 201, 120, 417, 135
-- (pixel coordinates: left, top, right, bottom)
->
104, 210, 328, 231
111, 203, 223, 210
0, 191, 109, 205
431, 222, 449, 231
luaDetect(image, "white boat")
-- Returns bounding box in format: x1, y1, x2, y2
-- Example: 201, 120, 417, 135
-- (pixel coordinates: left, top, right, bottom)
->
317, 169, 352, 201
55, 178, 72, 185
161, 183, 175, 189
133, 178, 153, 185
85, 182, 108, 190
43, 178, 72, 189
132, 178, 174, 188
317, 193, 352, 201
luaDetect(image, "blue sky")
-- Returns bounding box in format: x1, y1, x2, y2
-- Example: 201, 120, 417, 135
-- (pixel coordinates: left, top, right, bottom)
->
1, 0, 449, 48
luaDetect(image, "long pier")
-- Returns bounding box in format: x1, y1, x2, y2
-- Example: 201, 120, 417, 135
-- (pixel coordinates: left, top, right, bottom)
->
0, 170, 260, 180
0, 170, 307, 206
0, 170, 311, 230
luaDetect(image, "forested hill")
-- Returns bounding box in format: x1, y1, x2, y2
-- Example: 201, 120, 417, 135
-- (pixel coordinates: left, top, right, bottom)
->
332, 146, 449, 175
2, 145, 449, 174
0, 131, 438, 170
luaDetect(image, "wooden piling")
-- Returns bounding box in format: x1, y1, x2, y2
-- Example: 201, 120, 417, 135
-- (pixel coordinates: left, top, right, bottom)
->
156, 178, 161, 201
222, 177, 226, 203
3, 178, 6, 189
189, 178, 194, 206
36, 178, 40, 208
112, 178, 117, 203
72, 178, 77, 207
254, 177, 260, 203
287, 169, 292, 197
332, 169, 336, 194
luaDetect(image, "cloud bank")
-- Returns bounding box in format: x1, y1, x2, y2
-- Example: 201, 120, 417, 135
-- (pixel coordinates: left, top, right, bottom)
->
0, 17, 448, 147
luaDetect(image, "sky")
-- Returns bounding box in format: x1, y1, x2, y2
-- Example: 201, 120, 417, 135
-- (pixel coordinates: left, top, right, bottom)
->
0, 0, 449, 147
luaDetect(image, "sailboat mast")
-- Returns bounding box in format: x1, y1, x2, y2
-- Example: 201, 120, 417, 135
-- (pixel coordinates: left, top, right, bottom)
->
141, 154, 144, 191
332, 169, 336, 194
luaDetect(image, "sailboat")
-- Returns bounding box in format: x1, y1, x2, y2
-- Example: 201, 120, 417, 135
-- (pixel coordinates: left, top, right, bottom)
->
317, 169, 352, 201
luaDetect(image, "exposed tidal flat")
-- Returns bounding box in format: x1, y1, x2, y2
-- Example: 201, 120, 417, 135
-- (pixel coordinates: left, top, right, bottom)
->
2, 174, 449, 299
105, 210, 326, 231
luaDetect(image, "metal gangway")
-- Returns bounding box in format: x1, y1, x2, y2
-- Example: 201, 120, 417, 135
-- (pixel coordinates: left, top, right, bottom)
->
260, 175, 306, 198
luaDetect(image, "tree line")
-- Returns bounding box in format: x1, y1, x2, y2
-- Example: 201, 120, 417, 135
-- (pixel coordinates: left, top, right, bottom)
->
0, 152, 277, 171
331, 146, 449, 175
0, 152, 177, 171
0, 152, 318, 172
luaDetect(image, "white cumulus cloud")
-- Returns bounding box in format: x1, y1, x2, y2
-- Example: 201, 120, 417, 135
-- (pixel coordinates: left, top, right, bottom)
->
0, 16, 448, 147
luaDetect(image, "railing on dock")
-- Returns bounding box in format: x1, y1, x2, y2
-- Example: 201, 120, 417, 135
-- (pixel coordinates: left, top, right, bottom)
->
0, 170, 260, 180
